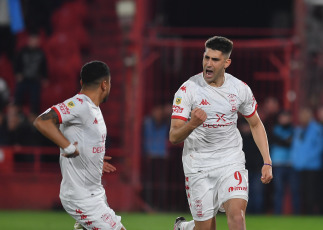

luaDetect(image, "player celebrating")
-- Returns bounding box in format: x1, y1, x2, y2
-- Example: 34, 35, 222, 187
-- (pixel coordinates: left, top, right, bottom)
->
34, 61, 126, 230
170, 36, 273, 230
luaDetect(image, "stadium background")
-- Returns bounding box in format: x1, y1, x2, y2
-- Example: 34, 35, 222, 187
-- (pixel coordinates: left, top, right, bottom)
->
0, 0, 323, 229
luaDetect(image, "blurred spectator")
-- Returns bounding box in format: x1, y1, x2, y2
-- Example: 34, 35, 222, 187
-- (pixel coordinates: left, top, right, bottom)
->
22, 0, 62, 35
0, 111, 6, 145
14, 32, 48, 115
305, 5, 323, 106
271, 110, 300, 214
316, 106, 323, 213
258, 97, 280, 212
240, 118, 264, 214
142, 105, 169, 210
0, 0, 15, 60
163, 103, 173, 126
0, 77, 10, 111
3, 104, 31, 145
291, 107, 323, 214
259, 97, 280, 134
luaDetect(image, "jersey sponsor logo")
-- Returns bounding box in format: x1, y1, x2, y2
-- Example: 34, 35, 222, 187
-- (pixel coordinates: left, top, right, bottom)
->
93, 118, 98, 124
67, 101, 75, 108
175, 96, 182, 105
216, 113, 226, 122
101, 213, 116, 228
199, 99, 210, 105
202, 122, 234, 128
228, 94, 237, 112
93, 145, 105, 154
228, 171, 247, 192
180, 86, 187, 93
173, 105, 184, 113
228, 186, 247, 192
76, 97, 83, 104
58, 103, 70, 114
172, 105, 183, 113
92, 227, 101, 230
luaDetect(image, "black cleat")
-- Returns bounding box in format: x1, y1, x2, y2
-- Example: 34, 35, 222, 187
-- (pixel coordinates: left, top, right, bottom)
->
174, 216, 186, 230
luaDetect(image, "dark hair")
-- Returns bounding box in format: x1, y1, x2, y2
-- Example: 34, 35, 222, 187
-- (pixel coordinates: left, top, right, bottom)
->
80, 61, 110, 86
205, 36, 233, 56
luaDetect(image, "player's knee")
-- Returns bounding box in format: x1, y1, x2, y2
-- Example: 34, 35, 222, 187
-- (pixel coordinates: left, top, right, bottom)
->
227, 212, 245, 227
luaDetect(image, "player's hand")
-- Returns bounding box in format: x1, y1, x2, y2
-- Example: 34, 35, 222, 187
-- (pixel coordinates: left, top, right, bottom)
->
261, 164, 273, 184
62, 142, 80, 158
189, 108, 207, 128
102, 156, 117, 173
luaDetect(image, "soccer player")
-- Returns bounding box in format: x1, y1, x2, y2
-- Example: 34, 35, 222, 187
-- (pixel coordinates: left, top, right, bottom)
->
170, 36, 273, 230
34, 61, 126, 230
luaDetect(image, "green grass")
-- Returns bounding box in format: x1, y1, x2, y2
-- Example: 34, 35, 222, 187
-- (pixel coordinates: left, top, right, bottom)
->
1, 210, 323, 230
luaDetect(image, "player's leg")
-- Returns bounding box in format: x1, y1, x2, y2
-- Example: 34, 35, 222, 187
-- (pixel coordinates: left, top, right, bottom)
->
223, 198, 247, 230
218, 164, 249, 230
194, 217, 216, 230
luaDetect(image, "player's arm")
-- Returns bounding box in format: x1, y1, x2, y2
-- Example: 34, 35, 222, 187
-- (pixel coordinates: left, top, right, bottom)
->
244, 111, 273, 184
169, 108, 207, 144
33, 109, 79, 157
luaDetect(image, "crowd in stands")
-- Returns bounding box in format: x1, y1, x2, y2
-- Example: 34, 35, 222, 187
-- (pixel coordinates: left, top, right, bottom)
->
245, 97, 323, 215
0, 0, 90, 146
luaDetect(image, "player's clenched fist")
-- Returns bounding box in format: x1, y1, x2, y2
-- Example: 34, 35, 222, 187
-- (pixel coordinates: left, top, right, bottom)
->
261, 164, 273, 184
189, 108, 207, 128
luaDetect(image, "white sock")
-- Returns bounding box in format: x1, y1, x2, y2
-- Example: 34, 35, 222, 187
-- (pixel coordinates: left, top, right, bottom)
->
180, 220, 195, 230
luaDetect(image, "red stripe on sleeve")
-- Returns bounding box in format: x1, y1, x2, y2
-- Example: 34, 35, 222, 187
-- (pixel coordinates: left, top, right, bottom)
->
243, 104, 258, 118
51, 106, 62, 124
171, 115, 188, 121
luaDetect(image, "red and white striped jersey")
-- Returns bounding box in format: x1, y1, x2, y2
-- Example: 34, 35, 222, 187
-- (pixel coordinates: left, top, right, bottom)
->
171, 72, 257, 175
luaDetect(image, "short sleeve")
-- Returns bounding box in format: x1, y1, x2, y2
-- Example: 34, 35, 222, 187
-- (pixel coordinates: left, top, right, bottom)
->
238, 83, 258, 118
171, 83, 193, 121
51, 99, 83, 124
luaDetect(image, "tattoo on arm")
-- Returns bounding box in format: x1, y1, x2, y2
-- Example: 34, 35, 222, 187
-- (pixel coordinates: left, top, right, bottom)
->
40, 109, 59, 125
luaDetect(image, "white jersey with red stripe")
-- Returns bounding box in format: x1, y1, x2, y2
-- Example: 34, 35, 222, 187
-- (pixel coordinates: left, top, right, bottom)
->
51, 93, 107, 201
172, 72, 257, 175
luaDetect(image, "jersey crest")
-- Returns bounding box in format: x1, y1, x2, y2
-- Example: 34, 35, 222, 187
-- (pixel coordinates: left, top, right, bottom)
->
67, 101, 75, 108
175, 97, 182, 105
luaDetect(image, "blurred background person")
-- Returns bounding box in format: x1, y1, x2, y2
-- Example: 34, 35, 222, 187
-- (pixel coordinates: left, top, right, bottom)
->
3, 104, 31, 146
0, 0, 24, 60
142, 104, 169, 210
271, 110, 299, 214
291, 107, 323, 214
14, 32, 48, 115
315, 106, 323, 214
240, 118, 265, 214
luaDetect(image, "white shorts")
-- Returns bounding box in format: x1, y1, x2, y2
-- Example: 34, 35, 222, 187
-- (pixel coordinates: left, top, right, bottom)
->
185, 163, 248, 221
61, 194, 124, 230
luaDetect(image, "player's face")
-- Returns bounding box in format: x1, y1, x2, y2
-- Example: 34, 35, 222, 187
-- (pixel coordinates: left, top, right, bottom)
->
202, 48, 231, 86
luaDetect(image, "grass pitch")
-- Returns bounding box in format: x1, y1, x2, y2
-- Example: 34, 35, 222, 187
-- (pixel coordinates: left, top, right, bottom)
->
1, 210, 323, 230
